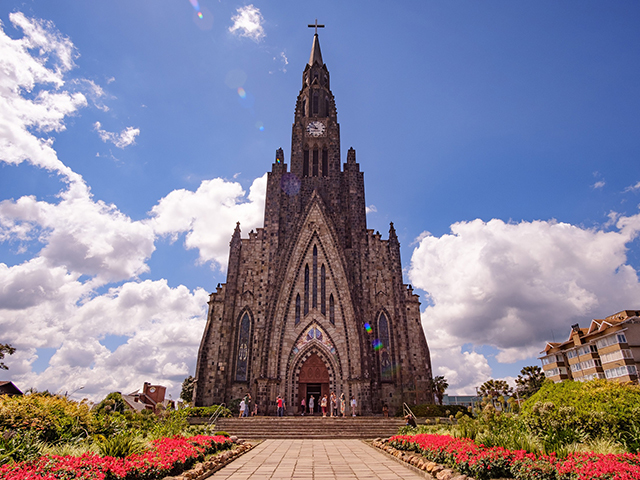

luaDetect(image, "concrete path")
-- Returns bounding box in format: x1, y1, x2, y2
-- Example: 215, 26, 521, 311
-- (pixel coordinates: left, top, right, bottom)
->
209, 439, 425, 480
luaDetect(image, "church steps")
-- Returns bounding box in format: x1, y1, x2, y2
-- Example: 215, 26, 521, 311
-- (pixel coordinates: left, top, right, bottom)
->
212, 417, 406, 439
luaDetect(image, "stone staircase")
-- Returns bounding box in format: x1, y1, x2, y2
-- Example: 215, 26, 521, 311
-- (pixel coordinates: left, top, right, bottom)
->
210, 416, 407, 439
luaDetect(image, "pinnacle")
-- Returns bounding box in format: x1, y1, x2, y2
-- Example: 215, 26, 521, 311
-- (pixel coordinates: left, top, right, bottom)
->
309, 33, 323, 66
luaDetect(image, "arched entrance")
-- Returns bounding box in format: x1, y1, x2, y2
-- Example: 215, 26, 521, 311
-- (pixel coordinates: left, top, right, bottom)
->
298, 353, 330, 415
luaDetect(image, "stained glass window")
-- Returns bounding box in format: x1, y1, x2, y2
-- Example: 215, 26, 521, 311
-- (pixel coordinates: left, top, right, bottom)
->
312, 246, 317, 309
321, 264, 326, 315
329, 294, 335, 325
295, 294, 301, 325
379, 312, 392, 380
304, 264, 309, 315
235, 313, 251, 381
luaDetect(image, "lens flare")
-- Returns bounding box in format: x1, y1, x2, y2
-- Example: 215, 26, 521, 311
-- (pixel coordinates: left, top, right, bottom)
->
372, 339, 383, 351
255, 121, 264, 131
189, 0, 202, 17
237, 87, 246, 98
364, 322, 372, 333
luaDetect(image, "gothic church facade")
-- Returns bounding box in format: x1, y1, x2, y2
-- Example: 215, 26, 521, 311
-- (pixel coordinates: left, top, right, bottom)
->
194, 31, 433, 414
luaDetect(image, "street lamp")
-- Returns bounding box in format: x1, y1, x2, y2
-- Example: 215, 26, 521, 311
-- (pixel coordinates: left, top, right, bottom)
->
66, 386, 85, 398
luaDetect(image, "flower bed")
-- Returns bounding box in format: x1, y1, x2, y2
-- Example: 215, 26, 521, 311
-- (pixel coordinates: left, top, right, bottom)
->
387, 434, 640, 480
0, 435, 232, 480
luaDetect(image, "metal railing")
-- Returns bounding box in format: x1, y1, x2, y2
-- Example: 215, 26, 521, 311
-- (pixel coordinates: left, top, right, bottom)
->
206, 403, 227, 430
402, 402, 416, 419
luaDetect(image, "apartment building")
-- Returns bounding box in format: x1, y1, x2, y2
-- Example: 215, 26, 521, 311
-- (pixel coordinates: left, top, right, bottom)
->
540, 310, 640, 384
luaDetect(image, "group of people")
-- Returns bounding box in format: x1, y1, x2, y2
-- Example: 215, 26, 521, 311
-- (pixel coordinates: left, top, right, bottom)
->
238, 393, 258, 417
301, 392, 357, 417
239, 392, 360, 417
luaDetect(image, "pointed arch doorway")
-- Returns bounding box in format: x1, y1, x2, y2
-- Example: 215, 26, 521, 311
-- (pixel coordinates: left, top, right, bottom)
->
298, 353, 330, 415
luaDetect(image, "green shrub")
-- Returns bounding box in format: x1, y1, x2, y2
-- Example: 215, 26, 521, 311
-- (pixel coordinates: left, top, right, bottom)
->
94, 433, 147, 458
94, 392, 127, 415
399, 404, 467, 418
521, 380, 640, 442
180, 405, 232, 419
149, 411, 189, 439
0, 394, 93, 443
214, 431, 230, 437
0, 430, 43, 465
40, 438, 94, 457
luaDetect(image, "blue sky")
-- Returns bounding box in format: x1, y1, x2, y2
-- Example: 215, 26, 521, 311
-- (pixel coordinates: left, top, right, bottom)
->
1, 0, 640, 402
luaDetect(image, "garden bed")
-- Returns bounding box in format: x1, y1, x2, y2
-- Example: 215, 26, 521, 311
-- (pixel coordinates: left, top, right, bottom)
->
373, 434, 640, 480
0, 435, 238, 480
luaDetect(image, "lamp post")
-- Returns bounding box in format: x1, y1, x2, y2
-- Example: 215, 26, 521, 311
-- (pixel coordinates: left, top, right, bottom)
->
66, 386, 84, 398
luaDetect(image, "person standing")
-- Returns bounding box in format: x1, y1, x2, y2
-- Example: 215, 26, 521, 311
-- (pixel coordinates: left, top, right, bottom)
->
309, 395, 315, 415
252, 401, 258, 416
244, 394, 251, 417
277, 395, 285, 417
340, 393, 346, 417
350, 396, 357, 416
321, 394, 328, 417
300, 397, 306, 416
329, 391, 337, 417
239, 398, 246, 418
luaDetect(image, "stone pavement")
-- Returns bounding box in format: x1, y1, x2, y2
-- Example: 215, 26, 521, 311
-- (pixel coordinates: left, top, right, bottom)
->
209, 439, 426, 480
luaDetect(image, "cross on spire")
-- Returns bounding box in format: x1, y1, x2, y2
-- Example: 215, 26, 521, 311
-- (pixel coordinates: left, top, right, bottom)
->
308, 19, 324, 35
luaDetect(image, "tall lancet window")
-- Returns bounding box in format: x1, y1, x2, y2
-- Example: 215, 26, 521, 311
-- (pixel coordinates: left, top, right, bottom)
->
302, 99, 306, 116
378, 312, 392, 380
295, 294, 301, 325
312, 91, 319, 115
329, 294, 335, 325
235, 312, 251, 381
303, 150, 309, 177
322, 149, 328, 177
312, 150, 319, 177
312, 246, 318, 308
320, 264, 326, 315
304, 265, 309, 315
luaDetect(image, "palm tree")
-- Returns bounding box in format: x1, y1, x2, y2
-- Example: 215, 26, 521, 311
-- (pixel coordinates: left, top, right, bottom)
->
478, 379, 513, 410
432, 375, 449, 405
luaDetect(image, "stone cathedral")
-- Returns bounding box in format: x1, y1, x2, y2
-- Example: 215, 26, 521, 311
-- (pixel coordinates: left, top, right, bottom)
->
194, 28, 434, 414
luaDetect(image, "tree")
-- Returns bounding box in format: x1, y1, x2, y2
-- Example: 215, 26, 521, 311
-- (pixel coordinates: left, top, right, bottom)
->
478, 379, 513, 399
181, 375, 195, 404
431, 375, 449, 405
515, 365, 545, 399
0, 344, 16, 370
95, 392, 127, 414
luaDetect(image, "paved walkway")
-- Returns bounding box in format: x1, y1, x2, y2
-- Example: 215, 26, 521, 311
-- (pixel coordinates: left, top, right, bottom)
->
210, 439, 425, 480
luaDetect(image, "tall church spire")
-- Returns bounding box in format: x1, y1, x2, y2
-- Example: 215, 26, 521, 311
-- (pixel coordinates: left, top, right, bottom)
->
307, 19, 324, 66
309, 33, 323, 66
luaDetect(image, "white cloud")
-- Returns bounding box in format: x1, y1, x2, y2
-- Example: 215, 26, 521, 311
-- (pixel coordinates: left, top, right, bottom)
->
365, 204, 377, 214
4, 279, 209, 400
410, 215, 640, 392
0, 12, 86, 183
0, 14, 213, 401
229, 5, 265, 42
592, 180, 605, 189
148, 175, 267, 268
94, 122, 140, 149
624, 181, 640, 193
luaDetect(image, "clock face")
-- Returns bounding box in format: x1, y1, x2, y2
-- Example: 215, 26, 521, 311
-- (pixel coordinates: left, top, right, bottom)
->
306, 121, 326, 137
